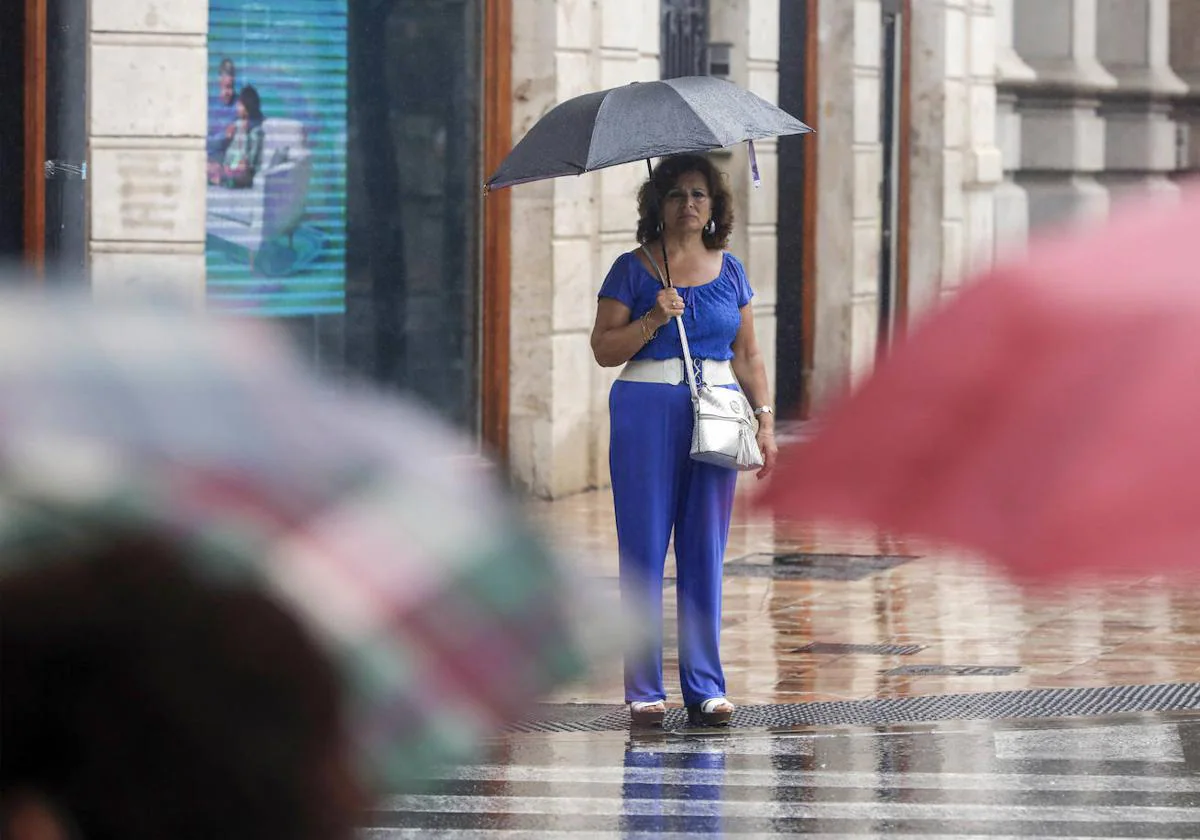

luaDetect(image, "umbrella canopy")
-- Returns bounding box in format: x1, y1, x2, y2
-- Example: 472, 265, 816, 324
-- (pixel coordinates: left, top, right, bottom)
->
0, 292, 590, 792
486, 75, 812, 191
759, 181, 1200, 584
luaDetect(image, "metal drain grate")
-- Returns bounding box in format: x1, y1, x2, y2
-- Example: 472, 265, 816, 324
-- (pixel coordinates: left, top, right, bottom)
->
725, 553, 916, 581
885, 664, 1022, 677
794, 642, 926, 656
506, 682, 1200, 734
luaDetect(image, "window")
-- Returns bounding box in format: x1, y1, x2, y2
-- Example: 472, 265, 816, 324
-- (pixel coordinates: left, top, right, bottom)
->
660, 0, 708, 79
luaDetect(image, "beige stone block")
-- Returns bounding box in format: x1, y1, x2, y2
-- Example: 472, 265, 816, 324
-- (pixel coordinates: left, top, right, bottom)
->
853, 71, 880, 146
641, 0, 660, 59
750, 0, 781, 62
969, 83, 997, 147
600, 161, 642, 234
964, 187, 997, 276
557, 0, 594, 51
747, 231, 778, 307
852, 145, 882, 220
941, 219, 965, 282
754, 312, 778, 395
90, 147, 206, 242
549, 335, 598, 495
943, 150, 965, 219
92, 0, 207, 33
747, 152, 779, 226
968, 147, 1005, 185
554, 175, 596, 237
993, 178, 1031, 257
601, 0, 641, 51
969, 10, 997, 79
943, 80, 967, 148
600, 53, 642, 90
854, 0, 882, 69
636, 55, 659, 82
851, 219, 881, 297
1020, 173, 1110, 231
553, 237, 599, 332
556, 51, 595, 102
89, 248, 205, 306
945, 5, 969, 79
90, 43, 206, 137
849, 296, 879, 384
1021, 101, 1108, 172
747, 68, 780, 106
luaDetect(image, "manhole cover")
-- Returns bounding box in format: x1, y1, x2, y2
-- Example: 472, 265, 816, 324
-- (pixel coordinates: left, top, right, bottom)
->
885, 665, 1022, 677
726, 553, 916, 581
507, 682, 1200, 734
794, 642, 926, 656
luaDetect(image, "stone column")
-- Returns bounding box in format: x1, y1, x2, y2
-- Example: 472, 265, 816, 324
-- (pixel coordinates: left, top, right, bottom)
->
1096, 0, 1187, 202
1013, 0, 1117, 228
993, 0, 1035, 257
908, 0, 1002, 318
709, 0, 783, 389
1170, 0, 1200, 174
809, 0, 882, 406
87, 0, 208, 304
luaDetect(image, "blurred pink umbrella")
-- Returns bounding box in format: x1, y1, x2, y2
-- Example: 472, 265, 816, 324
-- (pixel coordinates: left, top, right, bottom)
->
760, 180, 1200, 583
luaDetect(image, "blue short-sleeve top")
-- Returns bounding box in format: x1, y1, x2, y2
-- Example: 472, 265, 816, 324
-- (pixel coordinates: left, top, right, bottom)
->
597, 250, 754, 362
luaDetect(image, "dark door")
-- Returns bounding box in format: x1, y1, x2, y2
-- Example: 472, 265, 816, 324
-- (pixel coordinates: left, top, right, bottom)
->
345, 0, 484, 433
0, 0, 28, 263
775, 0, 815, 417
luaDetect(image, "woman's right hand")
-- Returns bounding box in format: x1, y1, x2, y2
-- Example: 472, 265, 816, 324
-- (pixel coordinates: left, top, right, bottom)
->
652, 287, 685, 327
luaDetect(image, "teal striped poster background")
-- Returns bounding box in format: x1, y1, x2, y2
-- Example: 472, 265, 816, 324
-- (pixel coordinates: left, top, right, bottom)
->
206, 0, 348, 316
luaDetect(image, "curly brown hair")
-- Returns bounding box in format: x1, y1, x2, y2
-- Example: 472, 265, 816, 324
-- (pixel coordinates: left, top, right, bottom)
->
0, 535, 366, 840
636, 154, 734, 250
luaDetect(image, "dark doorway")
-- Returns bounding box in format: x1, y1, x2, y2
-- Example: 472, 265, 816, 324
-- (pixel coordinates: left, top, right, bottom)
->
776, 0, 816, 417
0, 0, 28, 262
344, 0, 484, 433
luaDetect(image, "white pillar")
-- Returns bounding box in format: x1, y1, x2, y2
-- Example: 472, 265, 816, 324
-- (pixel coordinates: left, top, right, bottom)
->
1096, 0, 1187, 202
1013, 0, 1117, 228
810, 0, 881, 407
710, 0, 782, 390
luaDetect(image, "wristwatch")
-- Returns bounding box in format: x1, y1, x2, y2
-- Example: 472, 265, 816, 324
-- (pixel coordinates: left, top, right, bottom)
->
753, 405, 774, 417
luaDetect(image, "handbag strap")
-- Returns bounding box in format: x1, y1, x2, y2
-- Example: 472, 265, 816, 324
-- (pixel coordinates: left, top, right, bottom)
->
640, 244, 700, 401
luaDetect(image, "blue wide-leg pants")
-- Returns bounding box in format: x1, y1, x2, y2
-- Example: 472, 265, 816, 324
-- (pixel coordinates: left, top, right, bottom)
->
609, 379, 738, 707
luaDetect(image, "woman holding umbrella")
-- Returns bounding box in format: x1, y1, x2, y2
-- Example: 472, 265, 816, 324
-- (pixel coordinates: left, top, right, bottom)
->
591, 153, 777, 727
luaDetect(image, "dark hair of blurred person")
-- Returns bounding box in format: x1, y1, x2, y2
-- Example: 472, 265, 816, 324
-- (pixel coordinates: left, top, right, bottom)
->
0, 534, 367, 840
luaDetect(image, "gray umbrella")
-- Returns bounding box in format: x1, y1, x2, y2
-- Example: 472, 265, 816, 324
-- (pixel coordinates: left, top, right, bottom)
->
485, 76, 813, 192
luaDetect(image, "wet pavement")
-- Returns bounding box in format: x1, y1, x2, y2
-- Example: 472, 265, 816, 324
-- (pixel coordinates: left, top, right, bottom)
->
525, 488, 1200, 706
369, 487, 1200, 837
369, 713, 1200, 837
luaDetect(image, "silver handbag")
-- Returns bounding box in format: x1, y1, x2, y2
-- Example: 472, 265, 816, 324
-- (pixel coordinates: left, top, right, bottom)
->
641, 247, 764, 472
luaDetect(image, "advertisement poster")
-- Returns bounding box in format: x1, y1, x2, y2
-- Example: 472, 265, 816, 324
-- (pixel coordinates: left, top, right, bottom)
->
206, 0, 348, 316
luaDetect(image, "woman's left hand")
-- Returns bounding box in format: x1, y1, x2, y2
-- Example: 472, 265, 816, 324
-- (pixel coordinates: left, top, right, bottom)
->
755, 425, 777, 481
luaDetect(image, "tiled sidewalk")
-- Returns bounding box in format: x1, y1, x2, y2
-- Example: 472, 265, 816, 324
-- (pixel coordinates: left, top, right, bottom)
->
527, 485, 1200, 707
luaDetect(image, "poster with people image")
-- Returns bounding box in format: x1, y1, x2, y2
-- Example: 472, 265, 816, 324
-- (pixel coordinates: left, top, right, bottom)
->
206, 0, 348, 316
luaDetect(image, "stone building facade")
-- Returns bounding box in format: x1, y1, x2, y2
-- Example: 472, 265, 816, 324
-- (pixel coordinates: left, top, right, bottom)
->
6, 0, 1200, 500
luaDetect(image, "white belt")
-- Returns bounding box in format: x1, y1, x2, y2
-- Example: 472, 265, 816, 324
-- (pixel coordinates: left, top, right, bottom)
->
618, 358, 737, 387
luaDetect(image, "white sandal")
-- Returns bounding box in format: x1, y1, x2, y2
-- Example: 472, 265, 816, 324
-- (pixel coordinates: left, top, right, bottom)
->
629, 700, 666, 727
687, 697, 734, 726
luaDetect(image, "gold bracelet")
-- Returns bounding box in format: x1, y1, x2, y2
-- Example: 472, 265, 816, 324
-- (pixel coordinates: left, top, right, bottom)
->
640, 313, 659, 344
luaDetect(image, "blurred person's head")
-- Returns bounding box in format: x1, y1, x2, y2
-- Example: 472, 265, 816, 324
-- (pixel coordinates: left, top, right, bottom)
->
0, 534, 367, 840
219, 58, 237, 103
237, 85, 264, 124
